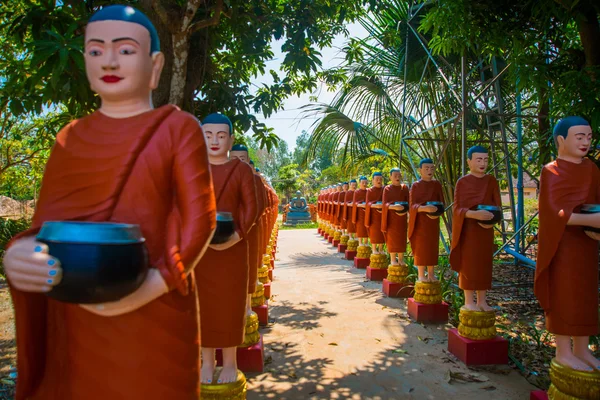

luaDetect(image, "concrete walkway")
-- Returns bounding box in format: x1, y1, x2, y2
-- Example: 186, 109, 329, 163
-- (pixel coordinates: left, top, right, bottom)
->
246, 229, 536, 399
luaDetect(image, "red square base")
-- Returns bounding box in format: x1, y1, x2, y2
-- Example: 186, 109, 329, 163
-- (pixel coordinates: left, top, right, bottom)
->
382, 279, 413, 298
345, 250, 357, 260
263, 282, 271, 299
354, 257, 370, 269
447, 328, 509, 366
333, 239, 340, 247
216, 335, 264, 373
324, 233, 329, 239
318, 228, 321, 234
328, 236, 334, 243
530, 391, 548, 400
366, 266, 388, 281
270, 259, 274, 269
407, 298, 448, 323
252, 301, 269, 325
268, 269, 273, 281
338, 244, 347, 253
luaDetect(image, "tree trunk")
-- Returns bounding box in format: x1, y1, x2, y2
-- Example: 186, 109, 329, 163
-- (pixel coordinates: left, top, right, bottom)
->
537, 87, 552, 165
169, 31, 191, 107
576, 4, 600, 68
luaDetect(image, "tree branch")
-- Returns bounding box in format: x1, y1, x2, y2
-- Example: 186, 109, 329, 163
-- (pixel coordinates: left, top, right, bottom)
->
189, 0, 224, 34
151, 0, 174, 32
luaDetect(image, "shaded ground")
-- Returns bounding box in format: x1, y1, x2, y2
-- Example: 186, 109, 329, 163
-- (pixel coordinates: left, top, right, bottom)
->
0, 282, 16, 399
246, 229, 537, 399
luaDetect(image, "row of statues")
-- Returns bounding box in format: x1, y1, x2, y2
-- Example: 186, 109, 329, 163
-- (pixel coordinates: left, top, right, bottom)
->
2, 5, 279, 399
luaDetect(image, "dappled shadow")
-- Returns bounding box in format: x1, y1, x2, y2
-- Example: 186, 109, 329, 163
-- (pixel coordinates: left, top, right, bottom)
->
269, 300, 338, 331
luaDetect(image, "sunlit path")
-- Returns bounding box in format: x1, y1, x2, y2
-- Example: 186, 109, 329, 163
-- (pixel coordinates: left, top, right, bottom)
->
246, 229, 536, 399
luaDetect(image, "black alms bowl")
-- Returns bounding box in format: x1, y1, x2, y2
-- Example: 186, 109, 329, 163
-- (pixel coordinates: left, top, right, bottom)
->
579, 204, 600, 234
211, 212, 236, 244
393, 201, 409, 214
36, 221, 149, 304
475, 205, 503, 226
425, 201, 445, 217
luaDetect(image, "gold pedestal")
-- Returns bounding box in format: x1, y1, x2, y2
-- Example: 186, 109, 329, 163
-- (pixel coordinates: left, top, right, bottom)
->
548, 358, 600, 399
387, 264, 410, 284
262, 254, 272, 265
239, 311, 260, 348
458, 309, 496, 340
251, 281, 265, 307
340, 234, 349, 245
369, 253, 388, 269
347, 239, 359, 251
333, 231, 341, 241
201, 368, 247, 399
356, 245, 372, 258
414, 281, 442, 304
258, 265, 270, 284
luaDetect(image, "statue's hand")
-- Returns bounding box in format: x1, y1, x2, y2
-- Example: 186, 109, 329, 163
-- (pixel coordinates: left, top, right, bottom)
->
470, 209, 494, 221
80, 268, 168, 317
3, 236, 63, 293
209, 231, 242, 251
585, 231, 600, 241
418, 205, 437, 213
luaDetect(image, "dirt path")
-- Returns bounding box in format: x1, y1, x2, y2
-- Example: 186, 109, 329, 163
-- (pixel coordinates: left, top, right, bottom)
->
246, 229, 536, 399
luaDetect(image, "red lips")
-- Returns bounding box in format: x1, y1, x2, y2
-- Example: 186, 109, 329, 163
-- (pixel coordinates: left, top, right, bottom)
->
101, 75, 123, 83
210, 147, 219, 151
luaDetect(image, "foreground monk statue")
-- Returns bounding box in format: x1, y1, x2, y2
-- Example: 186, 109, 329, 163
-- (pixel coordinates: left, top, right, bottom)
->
2, 5, 217, 399
409, 158, 445, 282
381, 168, 409, 266
450, 146, 501, 312
198, 114, 258, 384
365, 172, 386, 254
535, 116, 600, 372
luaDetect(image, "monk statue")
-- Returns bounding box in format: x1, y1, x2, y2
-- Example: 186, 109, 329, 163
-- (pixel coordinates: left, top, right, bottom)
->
352, 176, 370, 248
197, 113, 258, 384
344, 179, 358, 239
450, 146, 501, 313
2, 5, 217, 399
409, 158, 445, 282
290, 190, 308, 211
381, 168, 410, 266
332, 183, 344, 242
536, 116, 600, 375
365, 172, 386, 254
286, 190, 311, 225
338, 182, 349, 236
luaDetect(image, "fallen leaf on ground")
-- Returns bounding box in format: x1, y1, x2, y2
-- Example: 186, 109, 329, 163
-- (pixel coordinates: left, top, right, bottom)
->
445, 370, 490, 384
264, 355, 273, 365
271, 345, 284, 352
392, 349, 408, 354
481, 385, 497, 391
375, 338, 382, 342
328, 342, 338, 346
417, 336, 433, 343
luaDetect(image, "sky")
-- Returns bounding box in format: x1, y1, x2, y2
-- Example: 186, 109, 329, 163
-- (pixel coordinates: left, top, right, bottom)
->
251, 22, 369, 151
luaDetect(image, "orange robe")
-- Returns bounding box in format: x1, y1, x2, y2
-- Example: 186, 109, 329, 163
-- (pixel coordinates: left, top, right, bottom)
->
8, 105, 216, 400
197, 159, 258, 348
450, 174, 501, 290
326, 193, 333, 222
535, 158, 600, 336
342, 190, 355, 232
337, 191, 347, 228
381, 184, 409, 253
352, 189, 368, 238
365, 186, 385, 244
247, 174, 267, 294
409, 180, 444, 266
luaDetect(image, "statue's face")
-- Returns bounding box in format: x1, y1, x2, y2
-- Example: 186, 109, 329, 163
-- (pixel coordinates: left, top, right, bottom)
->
230, 151, 249, 163
337, 185, 342, 192
373, 176, 383, 187
85, 20, 163, 103
467, 152, 489, 175
390, 171, 401, 185
203, 123, 233, 159
419, 163, 435, 181
343, 184, 349, 191
349, 182, 357, 190
359, 179, 368, 189
557, 125, 593, 158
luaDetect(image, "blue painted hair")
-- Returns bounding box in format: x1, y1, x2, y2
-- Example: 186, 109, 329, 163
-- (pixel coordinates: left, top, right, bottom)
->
255, 167, 260, 172
249, 159, 254, 165
389, 168, 401, 175
372, 172, 383, 178
350, 179, 357, 183
89, 5, 160, 54
343, 181, 349, 185
553, 116, 590, 148
202, 113, 233, 135
419, 158, 434, 168
359, 176, 368, 181
231, 144, 248, 152
467, 145, 488, 160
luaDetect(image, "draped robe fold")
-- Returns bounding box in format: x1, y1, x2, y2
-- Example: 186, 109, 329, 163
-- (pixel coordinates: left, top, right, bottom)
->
381, 184, 410, 253
365, 186, 385, 244
351, 189, 368, 238
8, 105, 216, 400
408, 180, 444, 266
449, 174, 501, 290
197, 159, 258, 348
343, 190, 355, 233
247, 174, 267, 294
338, 190, 347, 229
535, 158, 600, 336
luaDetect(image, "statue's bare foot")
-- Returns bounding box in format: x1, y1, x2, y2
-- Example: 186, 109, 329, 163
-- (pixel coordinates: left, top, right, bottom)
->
556, 353, 594, 371
201, 361, 215, 384
478, 303, 494, 312
461, 304, 479, 312
417, 276, 426, 282
218, 365, 239, 383
428, 276, 439, 282
574, 348, 600, 371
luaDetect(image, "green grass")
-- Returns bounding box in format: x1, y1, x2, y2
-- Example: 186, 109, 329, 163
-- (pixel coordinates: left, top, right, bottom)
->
279, 221, 319, 230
